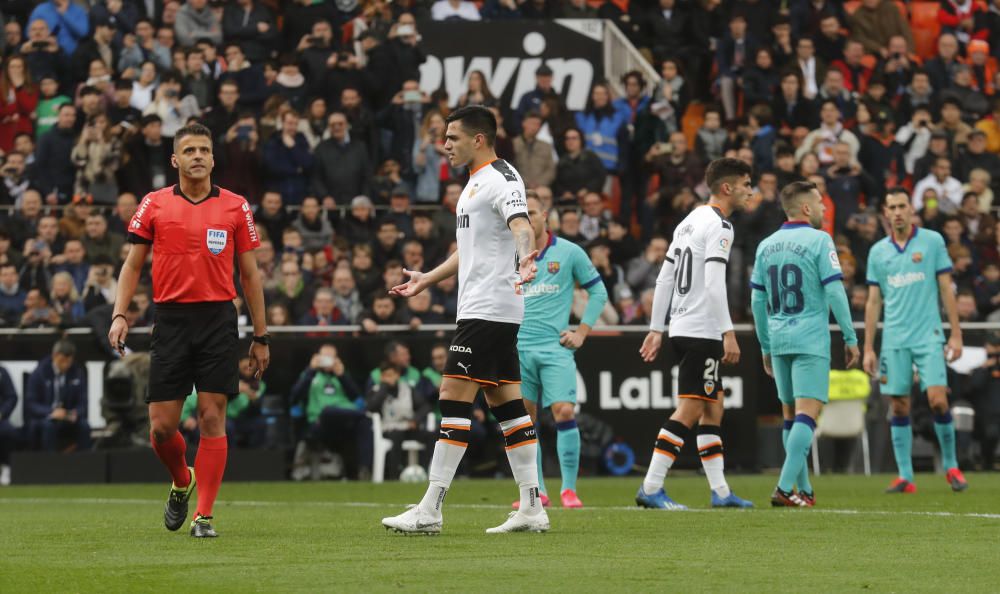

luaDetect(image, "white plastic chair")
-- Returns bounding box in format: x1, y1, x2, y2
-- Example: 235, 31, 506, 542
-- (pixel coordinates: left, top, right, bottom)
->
811, 399, 871, 476
370, 412, 436, 483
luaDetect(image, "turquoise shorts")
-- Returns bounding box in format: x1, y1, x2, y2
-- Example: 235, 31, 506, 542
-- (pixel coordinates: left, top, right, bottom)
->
879, 345, 947, 396
772, 354, 831, 405
519, 347, 577, 408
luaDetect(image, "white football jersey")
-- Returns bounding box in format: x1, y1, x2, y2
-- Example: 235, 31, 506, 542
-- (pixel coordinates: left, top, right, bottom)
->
455, 158, 529, 324
665, 204, 735, 340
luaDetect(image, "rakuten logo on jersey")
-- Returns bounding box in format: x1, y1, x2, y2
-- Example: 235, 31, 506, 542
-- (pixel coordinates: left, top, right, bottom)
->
887, 271, 925, 288
523, 283, 560, 296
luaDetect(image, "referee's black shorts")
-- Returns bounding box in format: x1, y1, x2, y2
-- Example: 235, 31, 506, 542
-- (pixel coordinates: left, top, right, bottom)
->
147, 301, 239, 403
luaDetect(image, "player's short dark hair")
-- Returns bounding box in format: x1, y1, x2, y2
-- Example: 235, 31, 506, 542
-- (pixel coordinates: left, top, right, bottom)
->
705, 158, 752, 193
173, 122, 212, 151
779, 180, 817, 213
884, 186, 911, 204
445, 105, 497, 147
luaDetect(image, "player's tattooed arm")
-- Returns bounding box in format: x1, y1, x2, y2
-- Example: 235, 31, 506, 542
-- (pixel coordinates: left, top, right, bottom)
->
510, 217, 539, 285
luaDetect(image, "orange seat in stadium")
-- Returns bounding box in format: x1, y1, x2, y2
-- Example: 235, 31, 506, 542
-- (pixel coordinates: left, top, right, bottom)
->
682, 102, 705, 151
910, 2, 942, 61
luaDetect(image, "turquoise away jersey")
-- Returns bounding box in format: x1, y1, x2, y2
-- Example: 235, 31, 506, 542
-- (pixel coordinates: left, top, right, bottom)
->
750, 222, 847, 357
518, 233, 602, 350
866, 226, 952, 350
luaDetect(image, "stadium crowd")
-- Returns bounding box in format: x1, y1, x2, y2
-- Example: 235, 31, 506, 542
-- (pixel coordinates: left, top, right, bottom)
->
1, 0, 1000, 478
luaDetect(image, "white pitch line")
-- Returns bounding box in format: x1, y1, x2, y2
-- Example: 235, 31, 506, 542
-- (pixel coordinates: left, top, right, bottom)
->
2, 497, 999, 520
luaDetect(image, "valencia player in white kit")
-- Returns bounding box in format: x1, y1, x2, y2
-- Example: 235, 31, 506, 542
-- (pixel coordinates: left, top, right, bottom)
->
637, 158, 755, 510
382, 106, 549, 534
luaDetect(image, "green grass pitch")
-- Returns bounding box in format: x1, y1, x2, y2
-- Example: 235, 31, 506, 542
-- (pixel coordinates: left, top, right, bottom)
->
1, 473, 997, 593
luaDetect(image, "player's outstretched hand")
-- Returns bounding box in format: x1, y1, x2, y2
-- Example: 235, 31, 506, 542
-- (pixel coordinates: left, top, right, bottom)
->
762, 354, 773, 377
515, 250, 539, 292
389, 268, 426, 298
945, 335, 963, 362
722, 332, 740, 365
249, 342, 270, 379
862, 349, 878, 378
640, 331, 662, 362
845, 344, 860, 369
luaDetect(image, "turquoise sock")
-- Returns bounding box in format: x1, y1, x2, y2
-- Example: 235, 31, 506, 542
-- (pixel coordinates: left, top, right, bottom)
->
778, 415, 815, 493
783, 420, 812, 494
890, 416, 914, 481
535, 437, 547, 495
933, 412, 958, 471
556, 420, 581, 493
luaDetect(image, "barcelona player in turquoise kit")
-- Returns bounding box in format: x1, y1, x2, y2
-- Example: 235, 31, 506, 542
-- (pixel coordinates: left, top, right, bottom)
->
513, 191, 608, 509
751, 181, 860, 507
864, 188, 968, 493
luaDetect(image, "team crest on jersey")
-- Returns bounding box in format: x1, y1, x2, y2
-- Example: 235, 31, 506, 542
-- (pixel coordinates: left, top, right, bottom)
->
548, 261, 560, 274
704, 380, 715, 395
469, 184, 478, 198
206, 229, 227, 255
912, 252, 923, 263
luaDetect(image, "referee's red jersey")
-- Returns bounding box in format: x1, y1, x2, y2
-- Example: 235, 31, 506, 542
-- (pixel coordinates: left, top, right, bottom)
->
128, 184, 261, 303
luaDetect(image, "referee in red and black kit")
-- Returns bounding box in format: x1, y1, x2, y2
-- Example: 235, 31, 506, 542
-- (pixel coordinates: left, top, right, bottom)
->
109, 123, 270, 538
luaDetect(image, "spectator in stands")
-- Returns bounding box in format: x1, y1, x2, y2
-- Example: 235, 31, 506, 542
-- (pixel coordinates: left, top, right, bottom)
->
266, 302, 289, 327
625, 235, 668, 295
514, 64, 558, 133
19, 287, 59, 328
455, 70, 498, 110
848, 0, 913, 59
351, 243, 382, 301
49, 239, 88, 291
743, 48, 780, 108
513, 111, 556, 190
222, 0, 279, 64
553, 127, 605, 202
118, 115, 176, 198
21, 19, 68, 89
412, 110, 448, 203
974, 261, 1000, 318
201, 80, 240, 144
430, 272, 458, 320
913, 156, 965, 212
299, 286, 343, 326
0, 151, 29, 206
337, 195, 375, 246
253, 191, 291, 251
267, 258, 312, 322
293, 343, 371, 479
914, 130, 952, 182
0, 56, 37, 154
366, 361, 435, 478
371, 219, 403, 267
25, 339, 90, 451
818, 68, 857, 122
29, 0, 89, 56
959, 130, 1000, 188
33, 102, 76, 203
292, 196, 335, 253
360, 293, 404, 333
576, 81, 628, 174
431, 0, 482, 21
975, 98, 1000, 153
142, 70, 201, 139
400, 239, 424, 273
958, 192, 994, 242
70, 114, 122, 204
297, 97, 329, 150
938, 97, 972, 154
264, 110, 313, 206
789, 0, 847, 39
964, 169, 995, 214
938, 0, 988, 48
645, 0, 689, 65
716, 13, 758, 121
312, 111, 371, 206
81, 256, 116, 312
0, 263, 25, 325
748, 104, 778, 172
174, 0, 221, 48
773, 70, 815, 138
215, 111, 263, 200
579, 192, 612, 241
795, 36, 823, 100
49, 270, 83, 324
652, 131, 703, 200
796, 99, 860, 166
219, 43, 267, 112
331, 266, 362, 324
694, 107, 727, 164
879, 35, 917, 100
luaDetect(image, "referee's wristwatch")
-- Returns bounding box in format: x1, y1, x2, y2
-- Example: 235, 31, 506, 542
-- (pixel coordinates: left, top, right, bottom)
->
252, 333, 271, 346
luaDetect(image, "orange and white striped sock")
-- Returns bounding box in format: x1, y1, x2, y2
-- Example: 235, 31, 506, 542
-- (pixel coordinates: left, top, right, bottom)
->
697, 425, 730, 498
494, 400, 542, 515
417, 401, 471, 514
642, 419, 689, 495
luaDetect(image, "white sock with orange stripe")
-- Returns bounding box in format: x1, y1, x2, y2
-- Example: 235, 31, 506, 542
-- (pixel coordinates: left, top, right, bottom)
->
493, 400, 542, 516
417, 401, 472, 515
697, 425, 730, 498
642, 419, 689, 495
